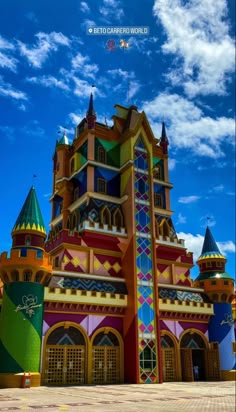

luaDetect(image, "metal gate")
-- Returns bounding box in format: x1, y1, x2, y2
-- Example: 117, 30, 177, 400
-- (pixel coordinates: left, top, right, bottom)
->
162, 348, 177, 381
43, 345, 85, 385
92, 346, 120, 384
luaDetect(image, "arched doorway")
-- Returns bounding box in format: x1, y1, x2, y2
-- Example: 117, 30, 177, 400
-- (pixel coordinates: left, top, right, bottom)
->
91, 330, 122, 384
180, 331, 206, 381
43, 324, 86, 385
161, 334, 177, 381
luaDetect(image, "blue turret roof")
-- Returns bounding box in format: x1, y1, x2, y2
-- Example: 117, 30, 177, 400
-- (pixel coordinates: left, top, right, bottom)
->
197, 226, 225, 261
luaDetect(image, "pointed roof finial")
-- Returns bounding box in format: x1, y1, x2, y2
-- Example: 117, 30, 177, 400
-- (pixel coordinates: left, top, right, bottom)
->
86, 92, 96, 118
197, 226, 225, 262
161, 121, 168, 142
160, 121, 169, 154
12, 186, 46, 236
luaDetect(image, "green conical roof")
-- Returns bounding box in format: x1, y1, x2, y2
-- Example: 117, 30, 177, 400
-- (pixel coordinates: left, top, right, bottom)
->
57, 132, 70, 146
12, 186, 46, 235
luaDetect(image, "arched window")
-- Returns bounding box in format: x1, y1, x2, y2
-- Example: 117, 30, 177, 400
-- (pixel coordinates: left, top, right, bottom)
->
212, 293, 219, 302
35, 271, 43, 283
66, 216, 71, 230
72, 212, 77, 230
98, 146, 106, 163
113, 208, 123, 228
154, 193, 163, 207
101, 206, 111, 226
23, 271, 31, 282
25, 235, 31, 246
153, 165, 162, 180
161, 335, 174, 348
11, 271, 19, 281
180, 332, 206, 349
221, 293, 228, 302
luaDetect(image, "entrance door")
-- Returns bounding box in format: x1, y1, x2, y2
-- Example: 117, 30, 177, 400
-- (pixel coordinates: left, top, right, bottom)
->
92, 331, 121, 384
161, 335, 177, 381
205, 342, 221, 380
43, 326, 86, 385
181, 349, 193, 381
180, 332, 207, 382
44, 345, 85, 385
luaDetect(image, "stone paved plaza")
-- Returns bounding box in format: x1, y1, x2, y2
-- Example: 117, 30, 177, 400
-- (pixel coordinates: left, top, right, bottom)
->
0, 381, 235, 411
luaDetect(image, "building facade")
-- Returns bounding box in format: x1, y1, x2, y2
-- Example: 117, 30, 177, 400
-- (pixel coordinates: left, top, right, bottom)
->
0, 96, 235, 387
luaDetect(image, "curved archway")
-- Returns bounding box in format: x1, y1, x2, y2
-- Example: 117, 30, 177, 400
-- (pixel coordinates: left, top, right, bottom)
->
42, 322, 88, 385
90, 327, 123, 384
161, 331, 180, 382
179, 329, 208, 381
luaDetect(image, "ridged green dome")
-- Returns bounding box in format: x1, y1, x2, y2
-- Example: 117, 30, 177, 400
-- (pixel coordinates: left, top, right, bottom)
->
12, 186, 46, 235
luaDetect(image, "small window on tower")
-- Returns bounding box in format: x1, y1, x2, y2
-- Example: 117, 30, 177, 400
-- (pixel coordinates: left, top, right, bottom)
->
153, 166, 162, 180
97, 178, 107, 194
154, 193, 163, 207
25, 235, 31, 246
206, 262, 212, 268
98, 146, 106, 163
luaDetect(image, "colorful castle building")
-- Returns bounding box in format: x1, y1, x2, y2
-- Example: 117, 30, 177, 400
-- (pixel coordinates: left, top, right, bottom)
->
0, 96, 235, 387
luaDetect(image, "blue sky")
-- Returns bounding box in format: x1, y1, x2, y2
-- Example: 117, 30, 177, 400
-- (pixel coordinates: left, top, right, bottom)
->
0, 0, 235, 279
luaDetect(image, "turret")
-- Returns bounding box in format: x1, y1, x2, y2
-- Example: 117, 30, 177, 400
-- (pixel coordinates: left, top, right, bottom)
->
194, 226, 235, 379
194, 226, 234, 302
0, 187, 52, 387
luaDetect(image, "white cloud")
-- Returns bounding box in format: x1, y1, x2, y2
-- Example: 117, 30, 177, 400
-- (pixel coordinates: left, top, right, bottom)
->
72, 77, 104, 98
0, 126, 15, 142
153, 0, 235, 97
27, 75, 70, 91
21, 120, 46, 139
107, 69, 140, 99
175, 213, 187, 225
71, 52, 99, 79
168, 158, 176, 171
18, 31, 70, 68
0, 76, 27, 101
178, 195, 200, 204
200, 215, 216, 228
99, 0, 124, 22
0, 35, 18, 72
210, 184, 224, 193
142, 92, 235, 158
178, 231, 235, 263
25, 11, 38, 23
80, 2, 90, 13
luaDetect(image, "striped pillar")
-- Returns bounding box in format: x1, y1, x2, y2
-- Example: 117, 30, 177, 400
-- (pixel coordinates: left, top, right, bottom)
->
208, 303, 235, 371
0, 282, 44, 373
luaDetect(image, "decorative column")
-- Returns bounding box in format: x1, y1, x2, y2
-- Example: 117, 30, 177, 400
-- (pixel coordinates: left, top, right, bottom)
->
134, 137, 159, 383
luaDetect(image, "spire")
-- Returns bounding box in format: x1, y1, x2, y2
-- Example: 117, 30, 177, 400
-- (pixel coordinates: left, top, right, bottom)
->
160, 122, 169, 154
86, 93, 96, 129
197, 226, 224, 261
12, 186, 46, 236
86, 93, 96, 117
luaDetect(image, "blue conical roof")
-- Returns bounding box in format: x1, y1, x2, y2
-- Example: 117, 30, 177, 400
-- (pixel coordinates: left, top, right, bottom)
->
197, 226, 225, 262
12, 186, 46, 235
